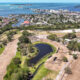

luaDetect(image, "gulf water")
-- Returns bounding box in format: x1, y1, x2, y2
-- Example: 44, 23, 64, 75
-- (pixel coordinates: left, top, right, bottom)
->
0, 3, 80, 16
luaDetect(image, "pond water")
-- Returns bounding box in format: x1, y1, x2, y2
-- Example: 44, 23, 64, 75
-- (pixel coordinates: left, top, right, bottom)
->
30, 43, 53, 64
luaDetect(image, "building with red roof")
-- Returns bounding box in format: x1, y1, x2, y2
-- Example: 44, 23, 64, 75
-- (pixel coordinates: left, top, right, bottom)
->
23, 21, 30, 24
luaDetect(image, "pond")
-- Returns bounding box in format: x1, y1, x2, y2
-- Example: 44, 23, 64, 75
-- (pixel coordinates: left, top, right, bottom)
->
30, 43, 53, 64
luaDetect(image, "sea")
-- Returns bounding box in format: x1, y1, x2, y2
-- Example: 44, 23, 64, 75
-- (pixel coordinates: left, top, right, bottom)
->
0, 3, 80, 17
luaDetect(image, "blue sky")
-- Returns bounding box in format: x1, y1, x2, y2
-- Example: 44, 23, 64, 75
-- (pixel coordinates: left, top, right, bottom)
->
0, 0, 80, 3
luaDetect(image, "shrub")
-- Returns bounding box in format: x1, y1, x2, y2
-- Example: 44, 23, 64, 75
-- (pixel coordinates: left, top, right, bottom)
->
22, 30, 31, 36
2, 40, 7, 45
73, 54, 78, 59
0, 44, 3, 48
65, 67, 72, 74
47, 34, 60, 42
0, 30, 2, 34
10, 68, 30, 80
28, 44, 35, 53
62, 56, 68, 62
7, 31, 17, 36
63, 33, 76, 39
21, 48, 28, 56
13, 58, 21, 65
7, 31, 17, 42
7, 35, 13, 41
18, 43, 27, 49
19, 35, 30, 43
67, 41, 80, 51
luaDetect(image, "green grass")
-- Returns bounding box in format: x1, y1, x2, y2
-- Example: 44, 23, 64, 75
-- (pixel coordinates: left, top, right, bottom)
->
15, 51, 21, 58
20, 56, 27, 68
0, 46, 5, 55
4, 51, 22, 80
32, 64, 51, 80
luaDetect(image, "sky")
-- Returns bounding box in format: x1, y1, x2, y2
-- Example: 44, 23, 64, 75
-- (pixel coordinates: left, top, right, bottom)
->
0, 0, 80, 3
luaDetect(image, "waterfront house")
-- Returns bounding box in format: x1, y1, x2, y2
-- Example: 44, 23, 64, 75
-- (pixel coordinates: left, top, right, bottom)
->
22, 21, 30, 25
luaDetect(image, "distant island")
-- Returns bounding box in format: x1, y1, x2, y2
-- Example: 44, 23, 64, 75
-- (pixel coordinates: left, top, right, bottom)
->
75, 5, 80, 8
11, 4, 32, 6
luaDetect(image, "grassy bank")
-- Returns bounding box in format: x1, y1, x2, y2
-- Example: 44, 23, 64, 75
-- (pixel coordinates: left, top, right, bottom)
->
32, 64, 51, 80
0, 46, 5, 55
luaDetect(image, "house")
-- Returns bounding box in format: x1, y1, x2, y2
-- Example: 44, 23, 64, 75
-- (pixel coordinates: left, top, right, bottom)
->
23, 21, 30, 25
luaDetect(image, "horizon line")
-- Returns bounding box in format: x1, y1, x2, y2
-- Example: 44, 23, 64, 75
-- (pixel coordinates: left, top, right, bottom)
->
0, 2, 80, 3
